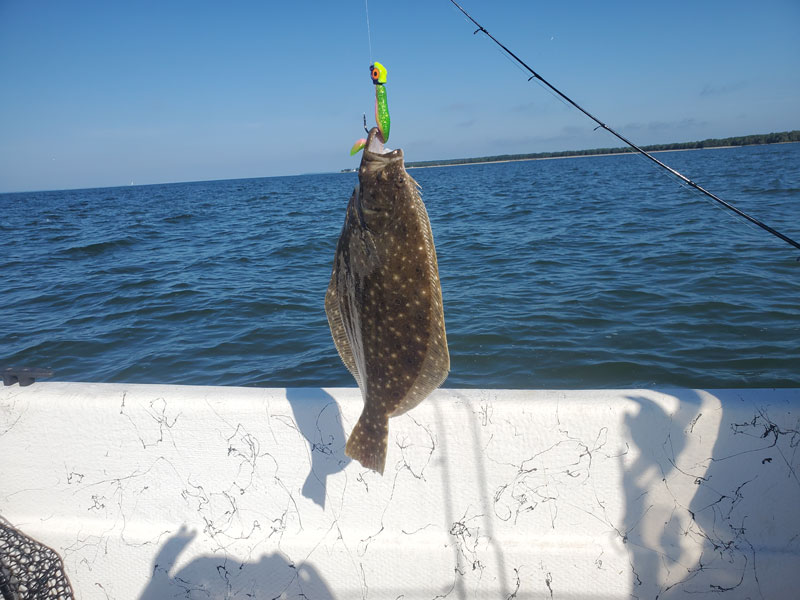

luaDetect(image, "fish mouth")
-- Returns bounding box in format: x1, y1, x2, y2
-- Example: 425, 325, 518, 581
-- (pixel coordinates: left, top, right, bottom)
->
363, 127, 403, 162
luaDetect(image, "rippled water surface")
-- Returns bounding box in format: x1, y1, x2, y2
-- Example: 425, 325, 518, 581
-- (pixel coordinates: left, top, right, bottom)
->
2, 143, 798, 388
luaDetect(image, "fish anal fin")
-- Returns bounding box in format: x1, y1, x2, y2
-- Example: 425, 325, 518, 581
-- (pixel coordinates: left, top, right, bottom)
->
389, 337, 449, 417
345, 411, 389, 474
389, 191, 450, 417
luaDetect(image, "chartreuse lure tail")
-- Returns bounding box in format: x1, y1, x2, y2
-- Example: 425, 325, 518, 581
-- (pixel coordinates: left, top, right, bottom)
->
370, 61, 390, 142
350, 138, 367, 155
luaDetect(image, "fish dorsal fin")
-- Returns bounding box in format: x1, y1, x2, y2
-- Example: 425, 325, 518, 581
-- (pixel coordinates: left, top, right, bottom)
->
325, 186, 366, 392
325, 276, 363, 391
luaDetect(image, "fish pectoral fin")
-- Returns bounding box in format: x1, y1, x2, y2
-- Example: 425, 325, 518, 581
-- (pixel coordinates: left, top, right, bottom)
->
345, 411, 389, 475
325, 276, 363, 390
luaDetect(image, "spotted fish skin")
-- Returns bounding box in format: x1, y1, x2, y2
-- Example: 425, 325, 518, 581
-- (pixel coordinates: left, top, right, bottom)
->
325, 128, 449, 474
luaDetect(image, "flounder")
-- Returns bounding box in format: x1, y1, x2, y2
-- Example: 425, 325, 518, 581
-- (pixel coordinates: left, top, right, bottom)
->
325, 127, 449, 474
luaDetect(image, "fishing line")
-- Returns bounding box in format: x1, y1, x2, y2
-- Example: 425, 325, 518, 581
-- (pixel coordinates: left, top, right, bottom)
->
447, 0, 800, 253
364, 0, 373, 61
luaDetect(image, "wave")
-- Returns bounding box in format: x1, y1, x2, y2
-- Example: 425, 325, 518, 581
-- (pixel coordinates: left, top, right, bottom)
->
61, 236, 138, 257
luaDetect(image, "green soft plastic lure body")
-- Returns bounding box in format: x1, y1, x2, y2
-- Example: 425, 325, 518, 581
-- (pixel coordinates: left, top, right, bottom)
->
371, 62, 390, 142
350, 61, 390, 155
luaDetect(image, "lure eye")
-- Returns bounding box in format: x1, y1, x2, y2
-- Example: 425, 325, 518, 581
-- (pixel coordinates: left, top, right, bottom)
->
370, 61, 387, 84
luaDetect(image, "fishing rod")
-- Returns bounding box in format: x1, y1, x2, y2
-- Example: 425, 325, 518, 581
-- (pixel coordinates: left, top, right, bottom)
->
448, 0, 800, 253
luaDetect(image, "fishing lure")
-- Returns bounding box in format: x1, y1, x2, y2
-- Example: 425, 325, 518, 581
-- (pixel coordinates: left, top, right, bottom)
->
350, 61, 391, 155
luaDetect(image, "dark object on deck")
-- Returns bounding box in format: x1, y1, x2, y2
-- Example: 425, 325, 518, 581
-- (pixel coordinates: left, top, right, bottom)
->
1, 367, 54, 387
0, 517, 74, 599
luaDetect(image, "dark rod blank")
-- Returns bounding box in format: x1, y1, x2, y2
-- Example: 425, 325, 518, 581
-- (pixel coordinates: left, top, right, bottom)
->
449, 0, 800, 252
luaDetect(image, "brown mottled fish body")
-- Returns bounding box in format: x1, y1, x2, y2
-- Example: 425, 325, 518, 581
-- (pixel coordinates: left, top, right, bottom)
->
325, 128, 449, 474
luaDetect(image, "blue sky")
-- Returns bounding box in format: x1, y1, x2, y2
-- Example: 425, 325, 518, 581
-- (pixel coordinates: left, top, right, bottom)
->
1, 0, 798, 192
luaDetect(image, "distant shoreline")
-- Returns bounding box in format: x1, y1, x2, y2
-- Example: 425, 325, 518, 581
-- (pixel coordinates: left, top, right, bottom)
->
406, 144, 742, 170
352, 130, 799, 172
337, 141, 798, 173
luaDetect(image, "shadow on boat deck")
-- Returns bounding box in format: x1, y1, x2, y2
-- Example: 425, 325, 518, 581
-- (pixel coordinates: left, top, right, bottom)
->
137, 525, 336, 599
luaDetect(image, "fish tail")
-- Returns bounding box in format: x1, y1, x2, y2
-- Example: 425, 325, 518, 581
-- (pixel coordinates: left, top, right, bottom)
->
345, 412, 389, 475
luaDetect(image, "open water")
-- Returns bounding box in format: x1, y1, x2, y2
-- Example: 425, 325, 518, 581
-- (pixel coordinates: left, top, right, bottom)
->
1, 143, 798, 389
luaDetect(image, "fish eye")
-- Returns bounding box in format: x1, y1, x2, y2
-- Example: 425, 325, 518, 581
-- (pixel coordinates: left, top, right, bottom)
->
371, 69, 379, 79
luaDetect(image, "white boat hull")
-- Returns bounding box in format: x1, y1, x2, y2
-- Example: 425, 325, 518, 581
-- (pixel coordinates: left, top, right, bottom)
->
2, 383, 798, 599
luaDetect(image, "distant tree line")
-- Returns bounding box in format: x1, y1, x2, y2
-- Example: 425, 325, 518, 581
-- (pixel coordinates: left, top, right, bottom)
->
404, 130, 800, 168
